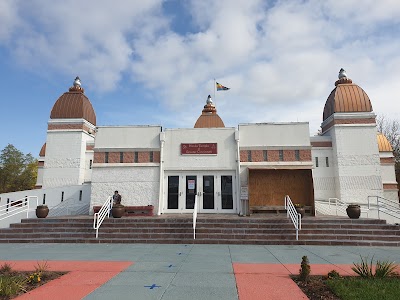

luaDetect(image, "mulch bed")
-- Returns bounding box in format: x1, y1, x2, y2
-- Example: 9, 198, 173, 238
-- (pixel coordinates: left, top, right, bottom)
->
291, 275, 341, 300
0, 271, 66, 300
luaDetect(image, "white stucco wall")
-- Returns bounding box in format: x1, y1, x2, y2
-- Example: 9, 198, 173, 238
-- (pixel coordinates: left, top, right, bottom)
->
0, 185, 91, 228
95, 125, 161, 150
326, 116, 383, 204
239, 123, 311, 147
163, 128, 237, 170
90, 166, 159, 211
311, 146, 336, 200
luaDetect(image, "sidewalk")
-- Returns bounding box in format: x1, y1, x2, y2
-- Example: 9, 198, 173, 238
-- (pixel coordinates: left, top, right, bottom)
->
1, 244, 399, 299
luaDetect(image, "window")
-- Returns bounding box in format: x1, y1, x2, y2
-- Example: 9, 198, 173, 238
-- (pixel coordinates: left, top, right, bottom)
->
79, 190, 82, 201
295, 150, 300, 161
150, 151, 154, 162
247, 150, 252, 162
315, 157, 319, 167
326, 157, 329, 167
134, 152, 138, 163
263, 150, 268, 161
43, 194, 46, 205
279, 150, 284, 161
61, 191, 64, 202
120, 152, 124, 163
105, 152, 109, 163
89, 159, 92, 169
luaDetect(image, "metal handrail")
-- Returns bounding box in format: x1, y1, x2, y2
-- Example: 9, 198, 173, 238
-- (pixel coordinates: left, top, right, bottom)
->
48, 197, 89, 217
368, 195, 400, 222
284, 195, 301, 240
324, 198, 369, 217
93, 196, 113, 238
0, 196, 38, 221
193, 195, 198, 239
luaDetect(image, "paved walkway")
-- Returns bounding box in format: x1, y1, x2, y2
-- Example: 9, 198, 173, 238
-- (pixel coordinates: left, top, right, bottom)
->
1, 244, 399, 299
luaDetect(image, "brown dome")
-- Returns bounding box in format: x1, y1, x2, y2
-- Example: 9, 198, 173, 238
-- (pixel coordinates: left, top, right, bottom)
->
377, 133, 393, 152
194, 95, 225, 128
39, 143, 46, 157
50, 77, 96, 125
323, 69, 372, 121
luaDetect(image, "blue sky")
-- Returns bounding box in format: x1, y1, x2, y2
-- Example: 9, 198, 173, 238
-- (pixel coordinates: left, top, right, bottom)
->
1, 0, 400, 157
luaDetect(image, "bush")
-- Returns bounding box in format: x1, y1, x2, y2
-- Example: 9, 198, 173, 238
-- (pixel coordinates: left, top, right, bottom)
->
299, 255, 311, 282
352, 256, 398, 278
327, 269, 341, 279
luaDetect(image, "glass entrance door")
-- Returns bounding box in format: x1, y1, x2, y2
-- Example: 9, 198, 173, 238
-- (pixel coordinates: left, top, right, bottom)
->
164, 172, 236, 213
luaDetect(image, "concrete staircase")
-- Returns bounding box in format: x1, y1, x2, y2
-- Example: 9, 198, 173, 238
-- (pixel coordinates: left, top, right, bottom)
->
0, 215, 399, 246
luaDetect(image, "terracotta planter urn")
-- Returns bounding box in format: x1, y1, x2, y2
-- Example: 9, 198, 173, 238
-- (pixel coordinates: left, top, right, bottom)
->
112, 204, 125, 218
36, 205, 49, 218
346, 204, 361, 219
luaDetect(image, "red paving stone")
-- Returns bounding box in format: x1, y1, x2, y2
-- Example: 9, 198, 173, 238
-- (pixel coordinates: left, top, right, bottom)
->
233, 263, 356, 300
0, 260, 132, 300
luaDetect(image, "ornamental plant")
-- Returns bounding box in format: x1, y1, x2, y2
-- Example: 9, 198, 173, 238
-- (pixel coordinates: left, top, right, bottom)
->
299, 256, 311, 282
352, 256, 398, 278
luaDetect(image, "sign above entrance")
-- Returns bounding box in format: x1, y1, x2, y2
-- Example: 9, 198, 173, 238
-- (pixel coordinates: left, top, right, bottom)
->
181, 143, 217, 155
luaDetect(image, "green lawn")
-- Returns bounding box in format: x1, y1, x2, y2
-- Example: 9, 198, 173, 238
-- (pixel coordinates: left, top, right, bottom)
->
327, 277, 400, 300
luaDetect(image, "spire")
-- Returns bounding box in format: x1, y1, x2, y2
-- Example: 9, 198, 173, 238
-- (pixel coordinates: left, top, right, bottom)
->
202, 95, 217, 114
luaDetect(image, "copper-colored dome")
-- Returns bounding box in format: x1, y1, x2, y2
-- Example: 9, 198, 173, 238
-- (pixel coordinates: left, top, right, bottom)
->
377, 133, 393, 152
39, 143, 46, 157
50, 78, 96, 125
194, 95, 225, 128
323, 70, 373, 121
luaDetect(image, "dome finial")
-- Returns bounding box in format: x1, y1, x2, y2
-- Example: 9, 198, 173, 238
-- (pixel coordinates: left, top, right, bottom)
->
206, 95, 213, 104
338, 68, 347, 79
73, 76, 81, 87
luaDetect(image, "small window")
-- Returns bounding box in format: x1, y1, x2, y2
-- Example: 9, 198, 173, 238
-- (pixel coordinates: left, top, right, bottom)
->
315, 157, 319, 167
6, 198, 9, 212
134, 152, 138, 163
120, 152, 124, 163
247, 150, 252, 162
61, 191, 64, 202
295, 150, 300, 161
43, 194, 46, 205
89, 159, 93, 169
279, 150, 284, 161
326, 157, 329, 167
105, 152, 109, 163
79, 190, 82, 201
263, 150, 268, 161
150, 151, 154, 162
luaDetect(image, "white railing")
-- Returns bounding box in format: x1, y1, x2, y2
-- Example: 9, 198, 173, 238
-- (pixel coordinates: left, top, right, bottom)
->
48, 197, 90, 217
328, 198, 348, 216
368, 196, 400, 223
0, 196, 38, 221
315, 198, 369, 217
284, 195, 301, 240
93, 196, 113, 238
193, 195, 198, 239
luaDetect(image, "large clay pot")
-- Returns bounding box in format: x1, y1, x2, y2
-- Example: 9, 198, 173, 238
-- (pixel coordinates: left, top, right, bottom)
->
112, 204, 125, 218
36, 205, 49, 218
346, 204, 361, 219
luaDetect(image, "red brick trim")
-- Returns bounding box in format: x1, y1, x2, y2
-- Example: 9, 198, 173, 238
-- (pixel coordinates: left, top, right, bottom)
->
322, 117, 376, 133
311, 141, 332, 147
86, 145, 94, 151
240, 149, 311, 162
37, 161, 44, 167
380, 157, 395, 164
94, 152, 105, 163
93, 151, 160, 164
299, 150, 311, 161
383, 184, 398, 190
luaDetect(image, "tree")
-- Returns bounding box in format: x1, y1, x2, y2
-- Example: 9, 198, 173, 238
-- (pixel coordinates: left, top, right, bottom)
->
376, 115, 400, 170
0, 144, 38, 193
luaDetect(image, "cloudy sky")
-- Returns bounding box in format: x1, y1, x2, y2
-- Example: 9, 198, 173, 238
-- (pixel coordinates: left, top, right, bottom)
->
1, 0, 399, 156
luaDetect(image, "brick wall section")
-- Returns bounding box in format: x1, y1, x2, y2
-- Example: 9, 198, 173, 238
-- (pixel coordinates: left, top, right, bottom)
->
380, 157, 395, 164
283, 150, 295, 161
86, 145, 94, 151
94, 152, 105, 163
108, 152, 120, 163
138, 152, 150, 163
153, 151, 160, 163
240, 151, 248, 162
383, 184, 398, 190
251, 150, 263, 162
322, 117, 376, 133
300, 150, 312, 161
311, 141, 332, 147
37, 161, 44, 167
124, 152, 134, 163
268, 150, 279, 162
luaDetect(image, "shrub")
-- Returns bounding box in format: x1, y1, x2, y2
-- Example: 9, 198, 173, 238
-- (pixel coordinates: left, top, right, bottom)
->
299, 255, 311, 282
0, 263, 14, 275
0, 275, 26, 296
327, 269, 341, 279
352, 256, 398, 278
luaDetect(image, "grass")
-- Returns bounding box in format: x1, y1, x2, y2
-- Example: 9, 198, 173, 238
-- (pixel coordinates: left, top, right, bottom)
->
326, 277, 400, 300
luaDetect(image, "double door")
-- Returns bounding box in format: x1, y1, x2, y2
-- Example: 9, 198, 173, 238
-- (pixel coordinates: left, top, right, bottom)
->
165, 172, 236, 213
